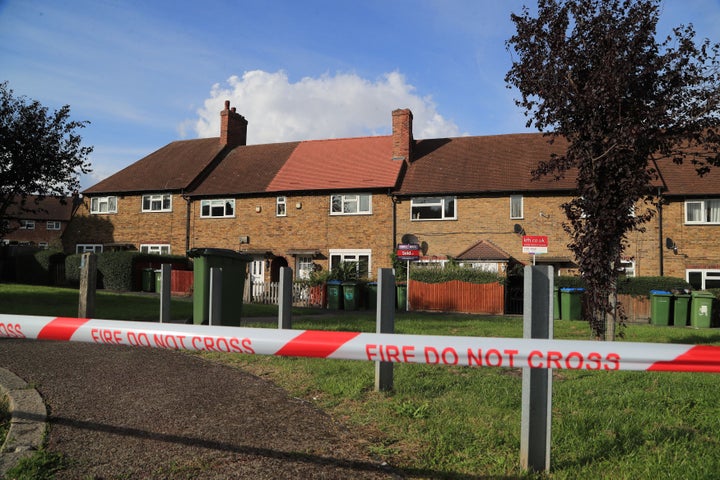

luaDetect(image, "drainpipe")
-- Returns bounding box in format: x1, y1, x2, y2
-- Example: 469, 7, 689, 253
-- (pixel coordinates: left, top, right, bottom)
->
183, 193, 191, 254
391, 193, 398, 253
657, 188, 663, 277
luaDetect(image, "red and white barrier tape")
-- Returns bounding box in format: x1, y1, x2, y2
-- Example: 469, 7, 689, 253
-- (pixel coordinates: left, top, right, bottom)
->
2, 314, 720, 373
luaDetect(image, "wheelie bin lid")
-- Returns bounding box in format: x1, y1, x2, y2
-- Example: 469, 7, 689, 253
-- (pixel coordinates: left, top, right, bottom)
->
650, 290, 672, 295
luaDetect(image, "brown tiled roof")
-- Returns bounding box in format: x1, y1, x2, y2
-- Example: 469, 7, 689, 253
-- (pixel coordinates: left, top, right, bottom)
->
267, 136, 401, 192
654, 157, 719, 196
83, 138, 225, 194
5, 195, 74, 220
397, 134, 575, 195
188, 142, 300, 196
455, 239, 511, 261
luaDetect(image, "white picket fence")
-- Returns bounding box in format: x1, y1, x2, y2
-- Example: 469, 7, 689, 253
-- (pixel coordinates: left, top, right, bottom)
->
247, 281, 311, 307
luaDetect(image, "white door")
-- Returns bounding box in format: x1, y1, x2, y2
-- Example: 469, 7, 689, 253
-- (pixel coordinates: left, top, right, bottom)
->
251, 260, 265, 299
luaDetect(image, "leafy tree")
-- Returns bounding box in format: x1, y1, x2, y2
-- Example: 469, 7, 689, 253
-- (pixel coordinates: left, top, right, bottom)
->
505, 0, 720, 339
0, 81, 92, 237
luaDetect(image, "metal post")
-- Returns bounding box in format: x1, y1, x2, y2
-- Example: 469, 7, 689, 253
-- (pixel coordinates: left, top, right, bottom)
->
78, 253, 96, 318
159, 264, 171, 323
375, 268, 395, 392
278, 267, 293, 329
209, 267, 222, 326
520, 265, 554, 472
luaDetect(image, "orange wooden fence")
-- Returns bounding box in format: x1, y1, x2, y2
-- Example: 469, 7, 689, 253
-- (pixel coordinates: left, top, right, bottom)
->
170, 270, 194, 296
409, 280, 505, 315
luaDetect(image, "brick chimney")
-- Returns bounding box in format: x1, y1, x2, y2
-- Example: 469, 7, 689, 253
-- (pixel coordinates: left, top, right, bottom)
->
392, 108, 413, 161
220, 100, 248, 148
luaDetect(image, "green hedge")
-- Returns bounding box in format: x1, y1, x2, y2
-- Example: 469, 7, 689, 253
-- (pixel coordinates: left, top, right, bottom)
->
410, 266, 504, 285
14, 249, 66, 285
66, 252, 191, 291
553, 275, 692, 297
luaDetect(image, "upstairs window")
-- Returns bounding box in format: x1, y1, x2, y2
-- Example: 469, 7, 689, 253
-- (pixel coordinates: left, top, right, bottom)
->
510, 195, 523, 219
142, 194, 172, 212
47, 221, 61, 230
19, 220, 35, 230
411, 196, 456, 220
90, 196, 117, 214
200, 199, 235, 218
276, 196, 287, 217
685, 199, 720, 224
331, 194, 371, 215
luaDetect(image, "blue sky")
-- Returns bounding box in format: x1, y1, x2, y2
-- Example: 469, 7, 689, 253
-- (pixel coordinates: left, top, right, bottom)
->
1, 0, 719, 190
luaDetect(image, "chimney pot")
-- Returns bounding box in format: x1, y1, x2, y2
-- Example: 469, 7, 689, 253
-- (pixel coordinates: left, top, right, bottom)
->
220, 100, 248, 148
392, 108, 413, 161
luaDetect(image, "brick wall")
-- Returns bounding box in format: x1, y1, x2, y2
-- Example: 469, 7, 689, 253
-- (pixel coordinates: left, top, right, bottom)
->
63, 194, 188, 254
189, 192, 396, 279
2, 219, 66, 248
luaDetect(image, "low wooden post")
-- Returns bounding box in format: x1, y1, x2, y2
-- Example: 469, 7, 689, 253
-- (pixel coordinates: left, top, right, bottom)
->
520, 265, 554, 473
159, 264, 171, 323
375, 268, 395, 392
78, 253, 97, 318
278, 267, 293, 329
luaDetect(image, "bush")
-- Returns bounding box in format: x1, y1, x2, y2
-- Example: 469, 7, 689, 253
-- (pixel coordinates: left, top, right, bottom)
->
66, 251, 191, 291
410, 266, 503, 285
14, 249, 66, 285
553, 275, 692, 297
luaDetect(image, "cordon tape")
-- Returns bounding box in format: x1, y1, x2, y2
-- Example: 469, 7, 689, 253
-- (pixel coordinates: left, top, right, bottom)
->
2, 314, 720, 373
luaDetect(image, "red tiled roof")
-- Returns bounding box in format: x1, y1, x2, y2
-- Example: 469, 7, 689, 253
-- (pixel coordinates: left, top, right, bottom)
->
4, 195, 74, 220
267, 136, 402, 192
84, 138, 225, 194
455, 239, 511, 261
397, 134, 575, 195
188, 142, 300, 196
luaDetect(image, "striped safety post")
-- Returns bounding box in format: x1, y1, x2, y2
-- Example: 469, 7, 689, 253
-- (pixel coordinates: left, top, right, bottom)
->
2, 314, 720, 373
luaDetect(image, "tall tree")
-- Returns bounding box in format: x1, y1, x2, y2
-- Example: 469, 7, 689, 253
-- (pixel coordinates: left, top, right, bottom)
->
0, 82, 92, 237
505, 0, 720, 339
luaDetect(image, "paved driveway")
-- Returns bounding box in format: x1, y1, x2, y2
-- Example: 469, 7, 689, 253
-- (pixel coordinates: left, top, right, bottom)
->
0, 339, 399, 479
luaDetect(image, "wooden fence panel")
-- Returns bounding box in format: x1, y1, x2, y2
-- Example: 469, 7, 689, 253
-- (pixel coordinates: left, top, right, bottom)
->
170, 270, 194, 296
409, 280, 505, 315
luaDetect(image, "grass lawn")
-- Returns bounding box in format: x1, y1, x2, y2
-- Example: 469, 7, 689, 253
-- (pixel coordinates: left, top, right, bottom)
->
3, 283, 720, 478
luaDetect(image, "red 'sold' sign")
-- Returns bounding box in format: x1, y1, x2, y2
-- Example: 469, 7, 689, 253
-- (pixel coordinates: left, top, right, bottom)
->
396, 243, 420, 260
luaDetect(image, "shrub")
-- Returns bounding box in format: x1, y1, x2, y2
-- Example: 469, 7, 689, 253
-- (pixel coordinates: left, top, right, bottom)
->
410, 266, 503, 285
14, 249, 66, 285
66, 251, 190, 291
553, 275, 692, 296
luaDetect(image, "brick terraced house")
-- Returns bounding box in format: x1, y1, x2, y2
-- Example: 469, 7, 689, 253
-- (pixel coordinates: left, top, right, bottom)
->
2, 195, 77, 249
70, 102, 720, 290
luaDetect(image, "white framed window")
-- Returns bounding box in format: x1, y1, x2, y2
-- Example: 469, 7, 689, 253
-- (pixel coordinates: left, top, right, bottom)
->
510, 195, 524, 219
142, 194, 172, 212
296, 256, 313, 280
76, 244, 103, 253
200, 199, 235, 218
90, 196, 117, 214
329, 249, 371, 278
47, 221, 61, 230
19, 220, 35, 230
685, 199, 720, 224
38, 242, 48, 249
276, 196, 287, 217
140, 244, 171, 255
330, 194, 372, 215
411, 196, 456, 221
687, 269, 720, 290
619, 258, 636, 277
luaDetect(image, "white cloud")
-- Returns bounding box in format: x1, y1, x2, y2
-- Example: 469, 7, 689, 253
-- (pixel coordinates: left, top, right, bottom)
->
188, 70, 462, 143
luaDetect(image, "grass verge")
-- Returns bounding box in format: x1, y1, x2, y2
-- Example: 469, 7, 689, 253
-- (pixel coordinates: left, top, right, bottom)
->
2, 284, 720, 478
